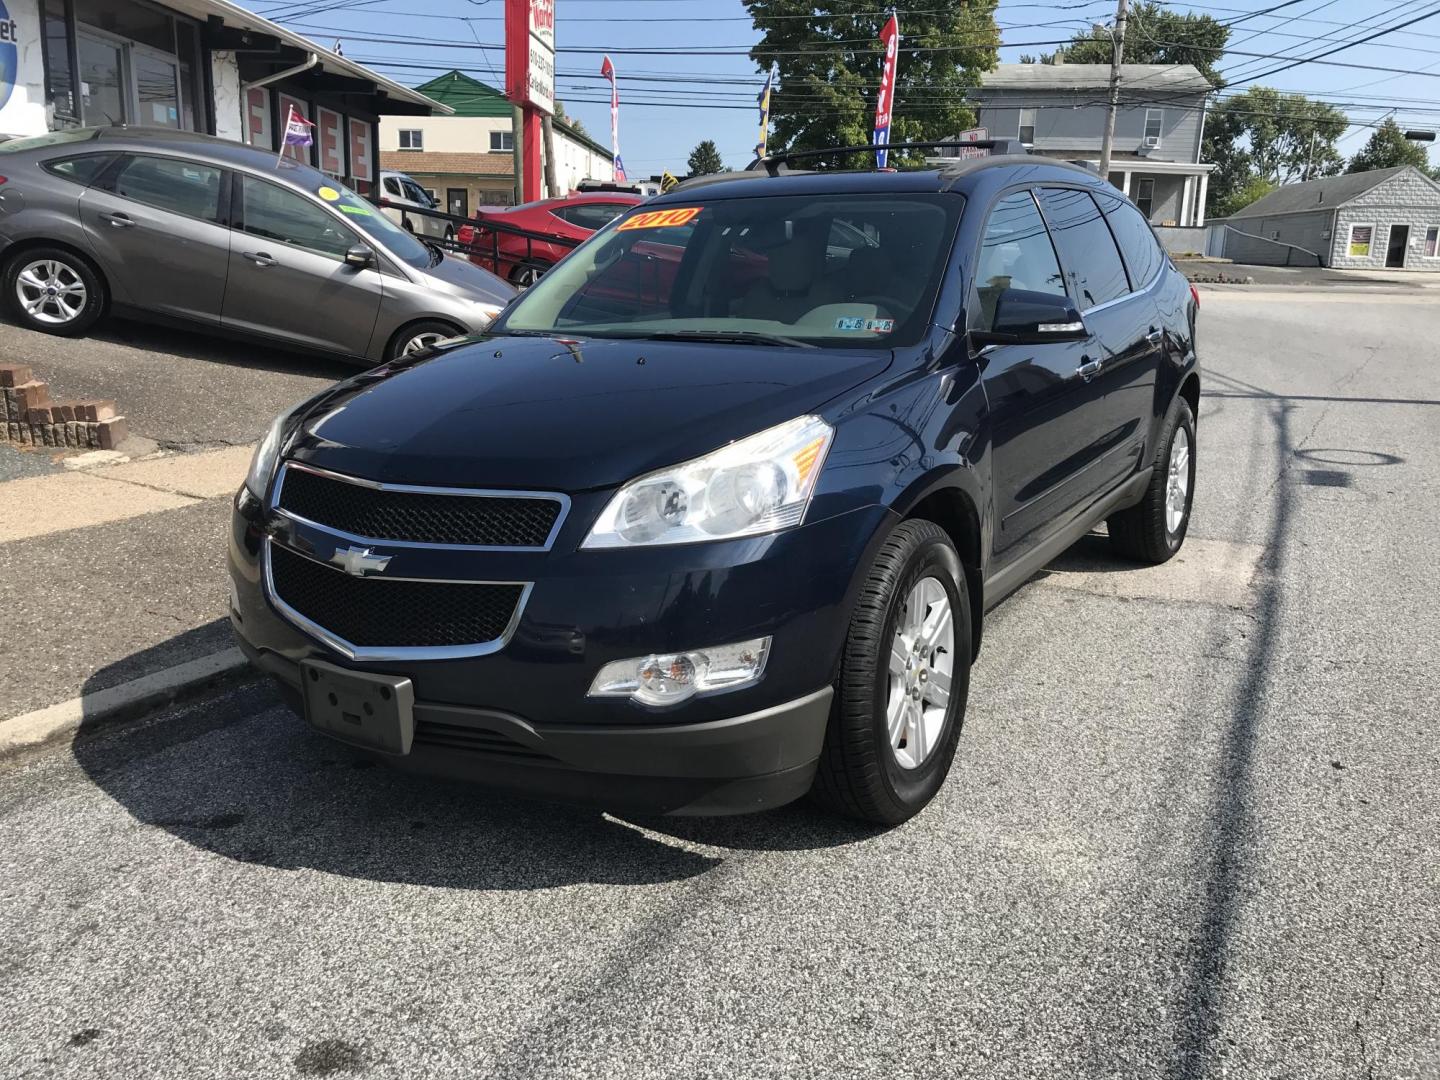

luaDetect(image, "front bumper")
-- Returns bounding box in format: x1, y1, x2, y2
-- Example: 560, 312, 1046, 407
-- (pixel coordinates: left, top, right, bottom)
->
241, 636, 831, 815
230, 487, 894, 813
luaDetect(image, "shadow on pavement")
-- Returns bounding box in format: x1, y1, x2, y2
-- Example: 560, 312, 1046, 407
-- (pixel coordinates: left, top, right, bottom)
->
71, 637, 878, 893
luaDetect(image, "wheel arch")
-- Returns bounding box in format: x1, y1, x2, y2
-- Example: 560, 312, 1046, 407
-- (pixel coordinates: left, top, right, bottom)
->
1178, 370, 1200, 423
893, 482, 986, 660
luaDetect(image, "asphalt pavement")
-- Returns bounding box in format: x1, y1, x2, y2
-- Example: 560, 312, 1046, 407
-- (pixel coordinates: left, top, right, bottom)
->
1, 290, 1438, 1079
0, 314, 355, 448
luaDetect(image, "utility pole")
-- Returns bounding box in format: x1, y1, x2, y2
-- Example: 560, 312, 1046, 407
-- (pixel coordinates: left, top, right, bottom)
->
541, 112, 559, 199
1304, 129, 1316, 182
1098, 0, 1129, 180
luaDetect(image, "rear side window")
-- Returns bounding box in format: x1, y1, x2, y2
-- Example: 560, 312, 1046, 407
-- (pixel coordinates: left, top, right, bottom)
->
1035, 187, 1130, 310
109, 155, 223, 222
1096, 191, 1165, 289
974, 190, 1067, 331
43, 154, 116, 187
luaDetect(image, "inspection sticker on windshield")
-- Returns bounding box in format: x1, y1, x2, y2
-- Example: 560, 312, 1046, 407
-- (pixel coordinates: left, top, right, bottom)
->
617, 207, 701, 232
836, 317, 895, 332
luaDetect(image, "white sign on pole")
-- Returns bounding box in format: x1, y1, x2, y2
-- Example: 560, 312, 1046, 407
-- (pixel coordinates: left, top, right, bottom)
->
527, 0, 555, 115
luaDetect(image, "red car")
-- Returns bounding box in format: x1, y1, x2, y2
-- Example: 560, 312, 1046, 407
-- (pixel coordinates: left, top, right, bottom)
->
459, 192, 645, 286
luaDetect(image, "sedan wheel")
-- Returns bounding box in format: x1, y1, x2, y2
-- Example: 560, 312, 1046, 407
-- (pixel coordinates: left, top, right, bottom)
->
400, 331, 450, 356
16, 259, 88, 326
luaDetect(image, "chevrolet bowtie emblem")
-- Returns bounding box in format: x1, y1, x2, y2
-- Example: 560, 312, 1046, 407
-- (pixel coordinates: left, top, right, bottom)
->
330, 545, 392, 577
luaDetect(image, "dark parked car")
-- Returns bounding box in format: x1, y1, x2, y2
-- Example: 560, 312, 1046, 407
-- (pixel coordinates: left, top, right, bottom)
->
0, 127, 514, 362
230, 153, 1199, 824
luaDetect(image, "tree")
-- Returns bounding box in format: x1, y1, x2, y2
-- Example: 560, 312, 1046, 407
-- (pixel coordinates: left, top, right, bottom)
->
687, 140, 725, 175
1347, 117, 1431, 174
746, 0, 999, 164
1212, 176, 1276, 218
1203, 87, 1347, 215
1053, 2, 1229, 87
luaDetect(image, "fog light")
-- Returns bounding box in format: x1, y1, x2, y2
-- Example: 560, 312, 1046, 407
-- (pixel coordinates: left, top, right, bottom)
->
589, 637, 771, 706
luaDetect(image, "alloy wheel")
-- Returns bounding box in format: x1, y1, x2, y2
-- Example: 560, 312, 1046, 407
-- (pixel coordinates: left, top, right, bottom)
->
16, 260, 87, 325
400, 331, 449, 356
1166, 427, 1191, 535
886, 575, 955, 770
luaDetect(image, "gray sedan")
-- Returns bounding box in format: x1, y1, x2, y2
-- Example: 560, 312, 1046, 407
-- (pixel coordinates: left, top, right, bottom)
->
0, 127, 515, 363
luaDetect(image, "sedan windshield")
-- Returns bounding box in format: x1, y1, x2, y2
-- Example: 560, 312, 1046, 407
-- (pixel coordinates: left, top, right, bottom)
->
497, 193, 961, 348
294, 171, 436, 269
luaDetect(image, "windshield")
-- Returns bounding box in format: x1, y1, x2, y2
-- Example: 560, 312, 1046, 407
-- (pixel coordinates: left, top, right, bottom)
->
297, 171, 435, 269
496, 193, 961, 348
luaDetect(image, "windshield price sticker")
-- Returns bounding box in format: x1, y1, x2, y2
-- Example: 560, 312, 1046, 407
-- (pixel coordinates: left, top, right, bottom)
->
317, 186, 340, 202
617, 207, 701, 232
836, 316, 895, 332
339, 203, 373, 217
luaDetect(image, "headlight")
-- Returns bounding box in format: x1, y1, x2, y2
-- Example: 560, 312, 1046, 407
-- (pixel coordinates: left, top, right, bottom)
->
582, 415, 833, 548
470, 300, 504, 327
243, 413, 287, 500
589, 637, 771, 706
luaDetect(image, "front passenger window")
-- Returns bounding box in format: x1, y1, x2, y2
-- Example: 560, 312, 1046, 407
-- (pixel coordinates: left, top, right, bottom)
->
1035, 187, 1130, 310
974, 190, 1067, 331
239, 176, 356, 261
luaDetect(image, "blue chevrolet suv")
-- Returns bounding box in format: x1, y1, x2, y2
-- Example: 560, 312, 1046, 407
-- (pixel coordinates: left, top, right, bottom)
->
229, 150, 1199, 824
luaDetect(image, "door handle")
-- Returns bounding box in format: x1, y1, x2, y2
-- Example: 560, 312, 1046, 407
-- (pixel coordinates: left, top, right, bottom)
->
242, 251, 277, 267
101, 212, 134, 228
1146, 327, 1164, 344
1076, 358, 1102, 380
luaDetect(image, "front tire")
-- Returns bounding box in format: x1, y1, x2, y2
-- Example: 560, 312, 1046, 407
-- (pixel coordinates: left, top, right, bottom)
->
387, 320, 463, 362
3, 247, 106, 337
810, 519, 972, 825
1107, 397, 1195, 563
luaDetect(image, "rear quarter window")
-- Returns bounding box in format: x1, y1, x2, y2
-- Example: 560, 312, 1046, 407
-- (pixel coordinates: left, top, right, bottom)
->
42, 154, 117, 186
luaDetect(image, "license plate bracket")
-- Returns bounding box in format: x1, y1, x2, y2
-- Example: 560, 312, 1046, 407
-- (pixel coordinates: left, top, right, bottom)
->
300, 659, 415, 755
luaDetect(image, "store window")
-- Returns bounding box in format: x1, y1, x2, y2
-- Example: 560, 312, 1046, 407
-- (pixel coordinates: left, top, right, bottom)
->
41, 0, 206, 132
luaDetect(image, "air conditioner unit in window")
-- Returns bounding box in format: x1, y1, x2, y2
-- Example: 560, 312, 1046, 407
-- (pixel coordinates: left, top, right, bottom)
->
1143, 135, 1161, 148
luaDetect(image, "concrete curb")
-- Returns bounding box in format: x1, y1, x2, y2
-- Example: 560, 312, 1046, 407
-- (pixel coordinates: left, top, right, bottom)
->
0, 648, 252, 756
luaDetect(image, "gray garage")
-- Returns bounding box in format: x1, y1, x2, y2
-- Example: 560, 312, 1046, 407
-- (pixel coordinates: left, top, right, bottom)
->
1218, 165, 1440, 270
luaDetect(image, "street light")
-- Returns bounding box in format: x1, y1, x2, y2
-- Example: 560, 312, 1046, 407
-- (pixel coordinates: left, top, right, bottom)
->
1404, 130, 1436, 142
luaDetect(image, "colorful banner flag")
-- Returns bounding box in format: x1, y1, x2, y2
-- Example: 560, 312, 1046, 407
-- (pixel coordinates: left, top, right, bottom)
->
277, 104, 314, 167
755, 65, 777, 159
874, 12, 900, 169
600, 55, 626, 181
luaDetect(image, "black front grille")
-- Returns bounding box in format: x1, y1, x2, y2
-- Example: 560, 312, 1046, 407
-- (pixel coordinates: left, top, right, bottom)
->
269, 544, 524, 649
278, 467, 562, 548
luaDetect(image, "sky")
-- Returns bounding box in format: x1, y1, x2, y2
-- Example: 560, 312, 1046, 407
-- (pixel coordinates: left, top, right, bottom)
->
251, 0, 1440, 177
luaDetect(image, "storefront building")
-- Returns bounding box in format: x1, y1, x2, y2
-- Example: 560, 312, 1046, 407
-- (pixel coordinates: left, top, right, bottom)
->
0, 0, 447, 195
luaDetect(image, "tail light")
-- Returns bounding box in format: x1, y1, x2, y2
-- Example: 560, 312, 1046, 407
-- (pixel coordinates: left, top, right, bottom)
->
1189, 283, 1200, 309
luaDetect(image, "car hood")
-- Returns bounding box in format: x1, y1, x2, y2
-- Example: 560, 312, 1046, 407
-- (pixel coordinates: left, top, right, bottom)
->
286, 335, 892, 491
414, 250, 515, 305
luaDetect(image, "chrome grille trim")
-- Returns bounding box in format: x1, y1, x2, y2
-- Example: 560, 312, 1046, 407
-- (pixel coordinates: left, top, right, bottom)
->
261, 538, 533, 662
271, 462, 571, 552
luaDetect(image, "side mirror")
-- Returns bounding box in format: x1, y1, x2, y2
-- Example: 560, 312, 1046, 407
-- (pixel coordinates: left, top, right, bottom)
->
972, 287, 1088, 346
345, 244, 375, 269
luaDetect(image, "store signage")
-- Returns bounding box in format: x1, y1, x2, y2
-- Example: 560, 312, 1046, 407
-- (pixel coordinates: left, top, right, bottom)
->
507, 0, 554, 116
317, 107, 343, 175
244, 86, 272, 148
348, 118, 373, 185
0, 0, 17, 113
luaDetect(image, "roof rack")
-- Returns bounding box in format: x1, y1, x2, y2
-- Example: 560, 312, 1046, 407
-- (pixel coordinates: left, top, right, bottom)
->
756, 139, 1030, 177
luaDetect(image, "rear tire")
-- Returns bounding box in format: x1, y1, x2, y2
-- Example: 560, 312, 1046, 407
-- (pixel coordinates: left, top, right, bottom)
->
1107, 398, 1195, 564
511, 262, 550, 288
3, 247, 106, 337
810, 519, 971, 825
386, 320, 463, 362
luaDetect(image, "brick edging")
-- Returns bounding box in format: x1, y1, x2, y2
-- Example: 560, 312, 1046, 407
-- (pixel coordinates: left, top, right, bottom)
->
0, 363, 128, 450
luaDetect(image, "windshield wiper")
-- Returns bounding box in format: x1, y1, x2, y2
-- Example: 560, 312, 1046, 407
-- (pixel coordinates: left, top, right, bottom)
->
639, 330, 818, 348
